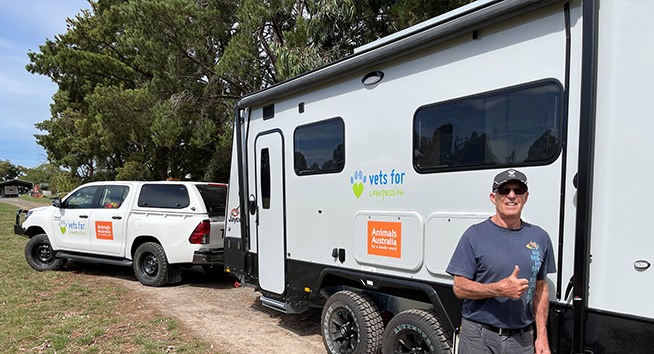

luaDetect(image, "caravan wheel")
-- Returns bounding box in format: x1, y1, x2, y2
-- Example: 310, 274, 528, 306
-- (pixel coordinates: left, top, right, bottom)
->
321, 290, 383, 354
382, 310, 451, 354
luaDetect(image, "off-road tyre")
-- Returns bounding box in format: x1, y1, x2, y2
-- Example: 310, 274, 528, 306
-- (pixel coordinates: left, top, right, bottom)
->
322, 290, 384, 354
133, 242, 169, 287
25, 234, 67, 271
382, 309, 452, 354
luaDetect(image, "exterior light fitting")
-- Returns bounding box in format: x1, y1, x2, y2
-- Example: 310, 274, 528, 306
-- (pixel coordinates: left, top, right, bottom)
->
361, 71, 384, 86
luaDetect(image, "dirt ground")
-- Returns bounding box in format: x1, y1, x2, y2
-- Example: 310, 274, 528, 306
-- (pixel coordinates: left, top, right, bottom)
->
4, 198, 325, 354
99, 265, 325, 354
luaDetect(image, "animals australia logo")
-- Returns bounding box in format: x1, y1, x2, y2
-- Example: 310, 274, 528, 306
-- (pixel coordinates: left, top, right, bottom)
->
350, 169, 406, 200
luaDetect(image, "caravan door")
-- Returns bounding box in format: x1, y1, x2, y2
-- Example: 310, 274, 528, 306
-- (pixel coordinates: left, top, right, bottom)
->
255, 131, 286, 295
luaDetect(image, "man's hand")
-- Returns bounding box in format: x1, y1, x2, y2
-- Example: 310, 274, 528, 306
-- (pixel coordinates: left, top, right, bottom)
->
535, 335, 551, 354
497, 265, 529, 299
452, 266, 529, 300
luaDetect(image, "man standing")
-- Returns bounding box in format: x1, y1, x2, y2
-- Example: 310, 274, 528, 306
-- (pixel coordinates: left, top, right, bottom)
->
446, 169, 556, 354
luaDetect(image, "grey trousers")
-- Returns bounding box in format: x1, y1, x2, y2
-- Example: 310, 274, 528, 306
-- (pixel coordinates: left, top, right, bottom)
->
458, 317, 534, 354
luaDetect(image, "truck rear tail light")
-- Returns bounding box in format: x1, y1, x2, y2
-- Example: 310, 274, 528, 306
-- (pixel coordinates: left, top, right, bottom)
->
189, 220, 210, 244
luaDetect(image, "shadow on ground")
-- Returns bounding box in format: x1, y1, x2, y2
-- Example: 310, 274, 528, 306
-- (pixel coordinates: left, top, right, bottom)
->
62, 260, 237, 289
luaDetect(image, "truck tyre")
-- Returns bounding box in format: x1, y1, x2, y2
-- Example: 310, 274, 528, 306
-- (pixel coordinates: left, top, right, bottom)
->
322, 290, 383, 354
133, 242, 169, 287
25, 234, 67, 271
382, 309, 452, 354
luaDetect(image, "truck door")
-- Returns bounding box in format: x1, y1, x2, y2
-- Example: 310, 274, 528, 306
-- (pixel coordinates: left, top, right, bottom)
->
254, 131, 286, 295
90, 185, 130, 255
53, 185, 100, 251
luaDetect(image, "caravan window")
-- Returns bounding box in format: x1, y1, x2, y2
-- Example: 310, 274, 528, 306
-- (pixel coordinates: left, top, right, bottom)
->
413, 81, 562, 172
294, 117, 345, 175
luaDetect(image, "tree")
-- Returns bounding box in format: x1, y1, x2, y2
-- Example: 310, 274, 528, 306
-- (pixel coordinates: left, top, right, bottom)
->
28, 0, 471, 183
274, 0, 474, 80
0, 160, 22, 181
28, 0, 237, 182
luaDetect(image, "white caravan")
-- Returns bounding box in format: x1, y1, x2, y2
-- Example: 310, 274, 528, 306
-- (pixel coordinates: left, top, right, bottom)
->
224, 0, 654, 353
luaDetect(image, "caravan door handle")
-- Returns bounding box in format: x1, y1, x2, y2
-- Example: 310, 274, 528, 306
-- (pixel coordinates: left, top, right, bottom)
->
112, 216, 122, 220
79, 215, 89, 219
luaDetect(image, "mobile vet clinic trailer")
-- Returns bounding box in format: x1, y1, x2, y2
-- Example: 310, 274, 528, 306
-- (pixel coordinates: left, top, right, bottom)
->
224, 0, 654, 353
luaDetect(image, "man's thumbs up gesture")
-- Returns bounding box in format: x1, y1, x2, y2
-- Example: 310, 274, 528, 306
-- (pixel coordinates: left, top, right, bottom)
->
499, 265, 529, 299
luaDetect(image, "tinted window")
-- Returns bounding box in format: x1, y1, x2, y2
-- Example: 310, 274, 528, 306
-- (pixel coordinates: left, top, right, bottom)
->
196, 184, 227, 217
294, 117, 345, 175
414, 81, 562, 172
138, 184, 190, 209
64, 186, 100, 209
100, 185, 129, 209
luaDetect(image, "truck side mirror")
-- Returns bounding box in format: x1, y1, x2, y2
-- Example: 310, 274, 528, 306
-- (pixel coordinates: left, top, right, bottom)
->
52, 198, 61, 208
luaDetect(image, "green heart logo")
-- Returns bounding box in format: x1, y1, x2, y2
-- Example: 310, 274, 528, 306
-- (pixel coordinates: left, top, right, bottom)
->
352, 183, 364, 199
60, 226, 66, 235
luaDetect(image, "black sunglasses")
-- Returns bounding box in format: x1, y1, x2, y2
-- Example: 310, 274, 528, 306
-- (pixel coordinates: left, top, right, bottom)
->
496, 187, 527, 196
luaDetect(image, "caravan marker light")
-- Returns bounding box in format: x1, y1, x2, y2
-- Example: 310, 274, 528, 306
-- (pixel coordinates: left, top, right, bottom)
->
361, 71, 384, 85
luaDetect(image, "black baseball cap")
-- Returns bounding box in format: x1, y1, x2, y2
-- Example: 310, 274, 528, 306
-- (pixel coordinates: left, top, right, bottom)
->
492, 168, 528, 191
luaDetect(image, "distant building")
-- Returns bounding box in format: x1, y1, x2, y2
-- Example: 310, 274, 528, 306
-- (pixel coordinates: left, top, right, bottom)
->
0, 179, 34, 198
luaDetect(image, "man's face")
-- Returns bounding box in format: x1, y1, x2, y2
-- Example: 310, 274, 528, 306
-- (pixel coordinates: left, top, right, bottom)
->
490, 181, 529, 218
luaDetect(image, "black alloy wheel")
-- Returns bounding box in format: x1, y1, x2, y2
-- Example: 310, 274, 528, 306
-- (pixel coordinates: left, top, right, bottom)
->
322, 290, 383, 354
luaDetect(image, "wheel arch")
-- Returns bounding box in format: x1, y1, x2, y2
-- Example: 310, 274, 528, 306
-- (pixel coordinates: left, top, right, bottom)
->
129, 235, 160, 259
24, 226, 47, 238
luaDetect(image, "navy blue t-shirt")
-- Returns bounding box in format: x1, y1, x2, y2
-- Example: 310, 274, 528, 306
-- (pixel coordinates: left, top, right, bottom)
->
446, 218, 556, 329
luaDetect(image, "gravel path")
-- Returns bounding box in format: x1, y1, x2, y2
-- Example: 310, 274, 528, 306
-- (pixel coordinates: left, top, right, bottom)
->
0, 197, 49, 210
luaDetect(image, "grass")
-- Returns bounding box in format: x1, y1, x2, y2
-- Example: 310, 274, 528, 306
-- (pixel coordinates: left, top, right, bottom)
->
18, 195, 54, 204
0, 203, 214, 353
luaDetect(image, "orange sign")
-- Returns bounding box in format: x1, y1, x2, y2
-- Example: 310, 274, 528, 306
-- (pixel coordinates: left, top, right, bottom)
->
95, 221, 114, 240
367, 221, 401, 258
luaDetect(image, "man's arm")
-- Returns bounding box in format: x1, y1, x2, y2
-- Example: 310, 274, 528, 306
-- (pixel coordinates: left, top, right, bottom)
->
533, 279, 551, 354
452, 265, 529, 300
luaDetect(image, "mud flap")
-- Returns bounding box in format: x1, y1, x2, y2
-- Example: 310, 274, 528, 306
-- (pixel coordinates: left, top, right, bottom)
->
167, 264, 183, 284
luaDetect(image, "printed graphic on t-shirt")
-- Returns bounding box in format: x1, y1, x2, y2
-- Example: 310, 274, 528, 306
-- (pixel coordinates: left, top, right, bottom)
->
525, 241, 542, 302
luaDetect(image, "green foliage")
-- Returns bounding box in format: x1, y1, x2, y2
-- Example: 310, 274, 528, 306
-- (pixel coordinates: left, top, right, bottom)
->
20, 163, 80, 194
0, 159, 22, 181
21, 163, 64, 185
28, 0, 470, 184
29, 0, 237, 182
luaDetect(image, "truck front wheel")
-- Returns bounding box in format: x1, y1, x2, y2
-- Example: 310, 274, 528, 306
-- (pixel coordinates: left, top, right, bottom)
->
382, 309, 452, 354
133, 242, 169, 287
25, 234, 66, 271
321, 290, 383, 354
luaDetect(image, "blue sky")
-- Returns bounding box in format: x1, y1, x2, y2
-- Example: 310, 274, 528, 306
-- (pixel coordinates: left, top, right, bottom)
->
0, 0, 91, 169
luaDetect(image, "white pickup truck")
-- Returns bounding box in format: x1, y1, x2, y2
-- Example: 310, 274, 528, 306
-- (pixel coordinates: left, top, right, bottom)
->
14, 181, 227, 286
